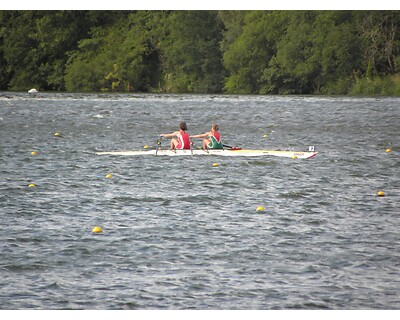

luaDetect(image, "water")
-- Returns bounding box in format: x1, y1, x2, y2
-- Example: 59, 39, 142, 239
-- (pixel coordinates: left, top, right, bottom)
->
0, 93, 399, 309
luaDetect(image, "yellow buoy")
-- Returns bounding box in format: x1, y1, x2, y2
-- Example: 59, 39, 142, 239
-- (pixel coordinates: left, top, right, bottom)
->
31, 151, 37, 156
212, 163, 220, 167
377, 191, 385, 197
92, 226, 103, 233
54, 132, 61, 137
28, 183, 36, 188
105, 173, 113, 179
144, 145, 150, 149
263, 134, 268, 138
386, 148, 392, 153
256, 206, 265, 212
292, 155, 297, 159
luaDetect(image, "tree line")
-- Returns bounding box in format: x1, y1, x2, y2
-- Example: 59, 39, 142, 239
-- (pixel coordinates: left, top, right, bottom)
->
1, 11, 400, 95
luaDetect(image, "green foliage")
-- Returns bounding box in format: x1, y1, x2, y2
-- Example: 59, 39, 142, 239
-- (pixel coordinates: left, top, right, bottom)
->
118, 12, 163, 92
355, 11, 400, 77
223, 11, 287, 93
218, 11, 248, 54
65, 25, 123, 92
350, 75, 400, 96
261, 12, 319, 94
1, 10, 400, 95
0, 11, 115, 91
160, 11, 225, 93
258, 11, 363, 94
66, 11, 162, 92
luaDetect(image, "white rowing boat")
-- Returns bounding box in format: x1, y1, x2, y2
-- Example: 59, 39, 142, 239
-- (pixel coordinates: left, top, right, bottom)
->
95, 148, 317, 159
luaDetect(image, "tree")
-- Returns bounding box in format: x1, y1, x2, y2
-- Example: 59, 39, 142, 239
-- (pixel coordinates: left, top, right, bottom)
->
0, 12, 12, 89
159, 11, 225, 93
356, 11, 400, 77
1, 11, 40, 90
65, 11, 162, 92
218, 11, 248, 53
315, 11, 362, 94
260, 11, 362, 94
2, 10, 400, 95
65, 26, 112, 92
117, 11, 163, 92
223, 11, 287, 93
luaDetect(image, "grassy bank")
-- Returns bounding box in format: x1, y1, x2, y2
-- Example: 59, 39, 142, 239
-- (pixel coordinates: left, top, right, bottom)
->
350, 74, 400, 96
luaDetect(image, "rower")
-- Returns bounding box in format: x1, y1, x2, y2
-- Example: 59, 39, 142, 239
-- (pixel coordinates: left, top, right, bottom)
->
190, 123, 223, 150
160, 122, 191, 150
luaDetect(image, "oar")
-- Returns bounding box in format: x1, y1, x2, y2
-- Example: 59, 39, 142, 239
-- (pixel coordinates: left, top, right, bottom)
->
190, 139, 194, 156
223, 144, 242, 150
155, 137, 162, 156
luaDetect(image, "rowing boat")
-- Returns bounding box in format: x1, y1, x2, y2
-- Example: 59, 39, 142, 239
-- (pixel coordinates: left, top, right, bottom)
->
95, 149, 317, 159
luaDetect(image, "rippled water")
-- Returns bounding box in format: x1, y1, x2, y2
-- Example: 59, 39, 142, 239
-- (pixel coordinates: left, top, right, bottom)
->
0, 92, 399, 309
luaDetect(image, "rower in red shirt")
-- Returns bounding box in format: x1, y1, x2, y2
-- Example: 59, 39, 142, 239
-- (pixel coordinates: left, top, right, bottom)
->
160, 122, 191, 150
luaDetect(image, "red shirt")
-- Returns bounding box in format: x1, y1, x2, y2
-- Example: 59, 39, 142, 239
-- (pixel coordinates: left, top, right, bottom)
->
176, 130, 191, 149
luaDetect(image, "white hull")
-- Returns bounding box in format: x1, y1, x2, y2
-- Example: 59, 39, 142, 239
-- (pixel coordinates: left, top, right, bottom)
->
96, 149, 317, 159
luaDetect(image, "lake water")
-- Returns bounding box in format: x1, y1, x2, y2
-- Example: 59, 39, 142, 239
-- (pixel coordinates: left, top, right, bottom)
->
0, 92, 399, 310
